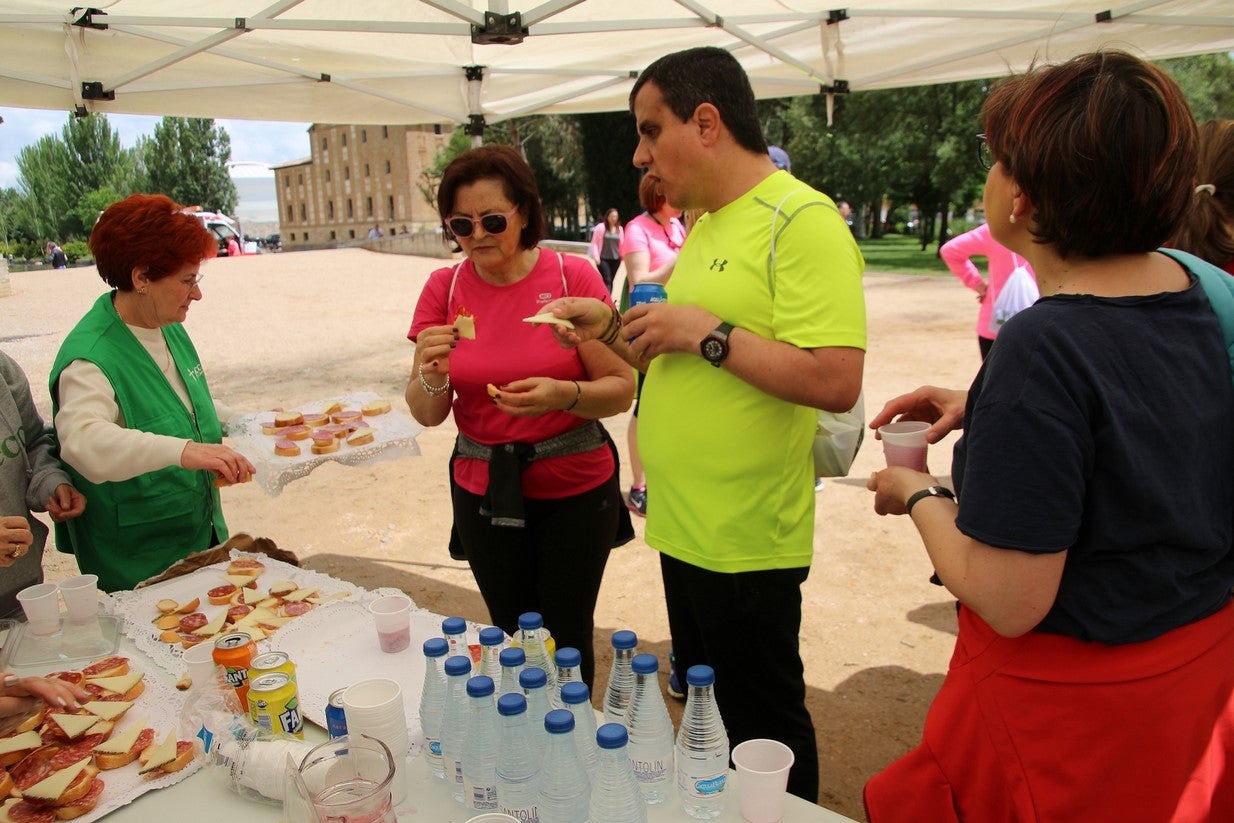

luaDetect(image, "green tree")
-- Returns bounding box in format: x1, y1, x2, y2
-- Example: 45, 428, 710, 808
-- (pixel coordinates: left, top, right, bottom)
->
578, 111, 641, 227
1160, 52, 1234, 122
144, 117, 237, 214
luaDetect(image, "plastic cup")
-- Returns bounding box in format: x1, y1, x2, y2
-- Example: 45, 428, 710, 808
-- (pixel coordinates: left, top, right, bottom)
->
341, 679, 408, 805
732, 738, 795, 823
182, 639, 221, 689
16, 583, 60, 636
367, 595, 412, 653
57, 574, 99, 624
878, 420, 930, 472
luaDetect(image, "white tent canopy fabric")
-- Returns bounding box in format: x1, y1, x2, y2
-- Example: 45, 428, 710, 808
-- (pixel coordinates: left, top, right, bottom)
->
1, 1, 1231, 127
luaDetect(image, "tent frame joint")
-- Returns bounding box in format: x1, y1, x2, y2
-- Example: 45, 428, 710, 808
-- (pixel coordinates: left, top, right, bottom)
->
71, 7, 109, 31
1095, 10, 1113, 22
827, 9, 849, 26
235, 17, 250, 32
471, 12, 528, 46
80, 81, 114, 101
821, 80, 850, 95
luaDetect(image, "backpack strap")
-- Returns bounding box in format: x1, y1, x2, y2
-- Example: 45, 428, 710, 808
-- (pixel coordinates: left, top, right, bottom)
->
1158, 247, 1234, 382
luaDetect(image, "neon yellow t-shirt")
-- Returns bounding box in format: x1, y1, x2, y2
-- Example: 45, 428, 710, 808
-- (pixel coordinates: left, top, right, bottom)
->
641, 171, 866, 572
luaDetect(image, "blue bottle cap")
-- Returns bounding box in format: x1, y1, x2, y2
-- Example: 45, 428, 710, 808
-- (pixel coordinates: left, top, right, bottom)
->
467, 675, 495, 697
596, 723, 628, 749
611, 629, 637, 650
544, 708, 574, 734
442, 616, 466, 635
422, 637, 449, 658
499, 647, 526, 667
685, 665, 715, 688
631, 653, 659, 674
497, 693, 527, 716
445, 655, 473, 676
554, 646, 581, 668
517, 612, 543, 631
519, 667, 547, 689
479, 626, 505, 646
560, 682, 591, 705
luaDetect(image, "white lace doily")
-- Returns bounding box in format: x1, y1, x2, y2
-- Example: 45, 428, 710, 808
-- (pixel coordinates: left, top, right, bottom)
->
108, 552, 372, 680
227, 391, 423, 497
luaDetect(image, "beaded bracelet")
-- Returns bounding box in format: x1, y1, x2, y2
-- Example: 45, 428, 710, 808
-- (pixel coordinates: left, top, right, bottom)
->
598, 307, 623, 346
564, 380, 582, 412
419, 363, 451, 397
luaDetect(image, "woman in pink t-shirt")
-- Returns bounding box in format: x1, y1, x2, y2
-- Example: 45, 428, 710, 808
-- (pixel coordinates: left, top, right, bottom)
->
939, 222, 1034, 360
407, 145, 634, 687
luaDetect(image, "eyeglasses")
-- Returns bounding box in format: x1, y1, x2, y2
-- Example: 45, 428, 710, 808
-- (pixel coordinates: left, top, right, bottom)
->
976, 134, 994, 171
179, 273, 204, 289
447, 208, 520, 238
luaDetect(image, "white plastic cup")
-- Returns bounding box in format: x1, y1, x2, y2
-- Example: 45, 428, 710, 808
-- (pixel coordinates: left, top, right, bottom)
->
367, 595, 412, 653
878, 420, 930, 472
732, 738, 795, 823
16, 583, 60, 636
57, 574, 99, 624
182, 640, 221, 689
341, 678, 408, 805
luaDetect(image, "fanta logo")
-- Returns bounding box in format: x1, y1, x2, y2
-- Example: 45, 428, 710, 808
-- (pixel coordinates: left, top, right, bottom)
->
224, 668, 248, 688
696, 775, 727, 794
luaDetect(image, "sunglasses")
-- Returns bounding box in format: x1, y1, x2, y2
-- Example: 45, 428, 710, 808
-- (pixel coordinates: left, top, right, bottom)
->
447, 207, 520, 238
976, 134, 994, 171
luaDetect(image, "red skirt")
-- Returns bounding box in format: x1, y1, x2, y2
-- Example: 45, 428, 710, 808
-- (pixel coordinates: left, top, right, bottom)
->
865, 600, 1234, 822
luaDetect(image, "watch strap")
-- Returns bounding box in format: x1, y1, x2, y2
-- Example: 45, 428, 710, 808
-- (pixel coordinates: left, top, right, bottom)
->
905, 485, 956, 515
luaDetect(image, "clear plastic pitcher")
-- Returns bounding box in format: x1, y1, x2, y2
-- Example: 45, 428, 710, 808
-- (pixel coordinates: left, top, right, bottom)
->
292, 733, 397, 823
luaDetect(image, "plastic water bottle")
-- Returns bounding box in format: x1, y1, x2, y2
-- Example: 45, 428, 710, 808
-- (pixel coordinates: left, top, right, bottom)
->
499, 646, 526, 697
516, 612, 558, 695
520, 667, 552, 761
462, 675, 500, 812
442, 616, 468, 660
560, 681, 599, 775
440, 655, 473, 804
418, 637, 449, 779
603, 630, 639, 725
625, 653, 674, 804
553, 646, 582, 709
589, 723, 648, 823
537, 709, 590, 823
675, 665, 729, 819
479, 626, 506, 682
495, 693, 541, 823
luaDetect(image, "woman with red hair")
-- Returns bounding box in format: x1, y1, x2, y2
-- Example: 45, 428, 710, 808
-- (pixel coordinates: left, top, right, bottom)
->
49, 194, 254, 592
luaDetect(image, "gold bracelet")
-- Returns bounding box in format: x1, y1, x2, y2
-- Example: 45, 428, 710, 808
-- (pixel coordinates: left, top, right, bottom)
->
564, 380, 582, 412
598, 307, 622, 345
418, 363, 451, 397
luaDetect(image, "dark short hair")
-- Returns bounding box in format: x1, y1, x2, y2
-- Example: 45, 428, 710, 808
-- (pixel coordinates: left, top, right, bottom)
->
436, 144, 547, 251
1169, 119, 1234, 267
630, 47, 767, 157
982, 50, 1197, 258
89, 194, 217, 290
637, 173, 667, 213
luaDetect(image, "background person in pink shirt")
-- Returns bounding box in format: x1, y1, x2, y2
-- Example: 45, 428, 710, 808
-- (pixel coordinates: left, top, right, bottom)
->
939, 222, 1034, 360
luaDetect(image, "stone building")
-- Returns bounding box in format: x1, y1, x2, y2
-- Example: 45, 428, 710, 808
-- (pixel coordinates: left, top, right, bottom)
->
273, 124, 450, 250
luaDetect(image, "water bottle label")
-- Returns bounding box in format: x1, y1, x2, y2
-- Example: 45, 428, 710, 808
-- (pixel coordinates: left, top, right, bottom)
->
692, 774, 727, 796
499, 802, 540, 822
464, 780, 498, 810
631, 757, 669, 782
428, 739, 442, 757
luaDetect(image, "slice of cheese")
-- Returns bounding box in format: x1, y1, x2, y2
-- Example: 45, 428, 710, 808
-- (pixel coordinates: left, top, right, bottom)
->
266, 580, 298, 597
224, 574, 258, 588
253, 616, 291, 628
257, 597, 282, 610
138, 731, 177, 774
281, 586, 319, 603
308, 591, 349, 605
0, 730, 41, 755
49, 713, 104, 740
197, 609, 229, 638
235, 607, 277, 626
93, 718, 147, 754
85, 671, 143, 695
82, 701, 133, 721
22, 756, 91, 800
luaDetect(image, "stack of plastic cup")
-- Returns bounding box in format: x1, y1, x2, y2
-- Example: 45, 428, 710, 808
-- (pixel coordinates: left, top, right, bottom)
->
341, 678, 409, 805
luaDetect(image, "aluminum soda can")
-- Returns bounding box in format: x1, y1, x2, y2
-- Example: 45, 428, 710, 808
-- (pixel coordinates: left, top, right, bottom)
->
250, 650, 297, 683
326, 688, 348, 739
630, 283, 668, 306
213, 631, 258, 707
247, 672, 304, 738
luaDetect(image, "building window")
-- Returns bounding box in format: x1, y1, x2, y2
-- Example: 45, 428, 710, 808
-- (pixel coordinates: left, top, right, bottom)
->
388, 195, 394, 218
364, 164, 370, 177
347, 199, 354, 218
286, 205, 293, 220
284, 174, 291, 187
330, 230, 336, 240
321, 136, 328, 150
385, 160, 391, 174
361, 129, 367, 143
349, 229, 355, 239
366, 197, 373, 217
382, 125, 389, 139
344, 167, 350, 180
298, 173, 304, 184
342, 133, 347, 147
325, 169, 331, 182
328, 201, 334, 219
290, 233, 296, 241
300, 204, 306, 221
304, 233, 308, 242
433, 124, 442, 135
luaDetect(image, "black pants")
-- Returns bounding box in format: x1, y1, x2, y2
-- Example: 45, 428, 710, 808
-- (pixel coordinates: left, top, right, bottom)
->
660, 554, 819, 803
598, 257, 620, 295
452, 474, 619, 689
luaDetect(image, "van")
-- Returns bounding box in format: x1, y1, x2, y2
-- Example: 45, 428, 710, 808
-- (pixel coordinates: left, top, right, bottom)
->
183, 209, 243, 256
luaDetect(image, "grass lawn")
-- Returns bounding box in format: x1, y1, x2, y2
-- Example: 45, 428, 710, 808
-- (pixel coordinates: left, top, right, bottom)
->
858, 233, 951, 276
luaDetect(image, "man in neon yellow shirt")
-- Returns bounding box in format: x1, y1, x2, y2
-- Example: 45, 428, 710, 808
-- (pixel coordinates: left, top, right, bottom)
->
546, 47, 865, 801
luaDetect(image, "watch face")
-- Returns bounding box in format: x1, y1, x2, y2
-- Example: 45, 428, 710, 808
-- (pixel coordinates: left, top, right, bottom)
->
702, 338, 725, 362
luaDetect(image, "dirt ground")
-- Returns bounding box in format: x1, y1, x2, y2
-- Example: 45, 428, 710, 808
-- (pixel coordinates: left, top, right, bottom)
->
4, 247, 984, 821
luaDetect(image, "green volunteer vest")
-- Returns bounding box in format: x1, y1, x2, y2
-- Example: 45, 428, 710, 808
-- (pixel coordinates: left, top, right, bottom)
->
50, 292, 227, 592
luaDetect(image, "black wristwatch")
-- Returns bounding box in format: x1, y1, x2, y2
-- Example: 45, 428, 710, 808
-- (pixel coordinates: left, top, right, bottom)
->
700, 322, 734, 367
905, 486, 956, 515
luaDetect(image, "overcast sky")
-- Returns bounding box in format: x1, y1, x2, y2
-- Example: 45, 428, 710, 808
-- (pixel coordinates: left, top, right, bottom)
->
0, 107, 312, 188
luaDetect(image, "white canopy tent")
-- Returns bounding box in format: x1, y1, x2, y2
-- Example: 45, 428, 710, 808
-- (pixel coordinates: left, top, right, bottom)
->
0, 1, 1231, 129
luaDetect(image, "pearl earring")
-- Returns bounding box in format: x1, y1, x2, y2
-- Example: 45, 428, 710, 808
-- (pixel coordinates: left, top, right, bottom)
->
1009, 213, 1016, 224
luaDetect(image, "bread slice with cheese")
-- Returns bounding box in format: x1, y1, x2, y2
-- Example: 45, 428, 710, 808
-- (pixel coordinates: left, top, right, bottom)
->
0, 730, 42, 767
93, 719, 153, 770
20, 756, 98, 805
44, 714, 102, 742
138, 732, 194, 776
